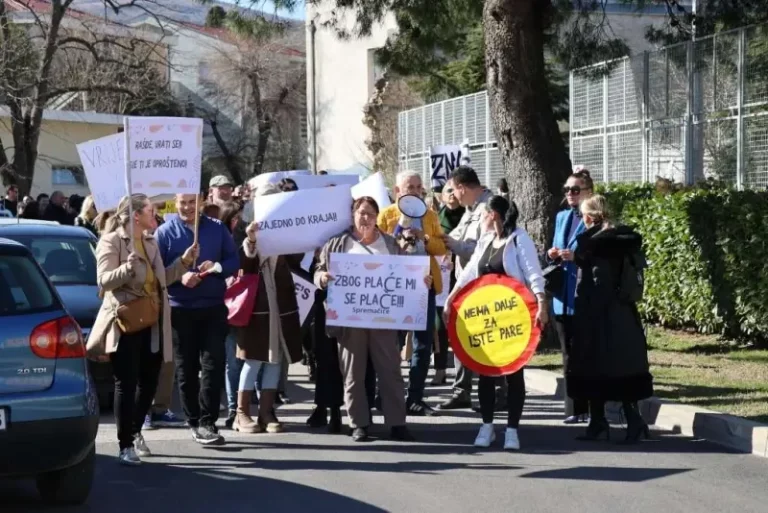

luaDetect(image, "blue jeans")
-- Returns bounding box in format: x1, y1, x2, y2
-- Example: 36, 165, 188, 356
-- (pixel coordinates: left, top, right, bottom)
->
407, 289, 436, 404
239, 360, 281, 391
225, 332, 243, 413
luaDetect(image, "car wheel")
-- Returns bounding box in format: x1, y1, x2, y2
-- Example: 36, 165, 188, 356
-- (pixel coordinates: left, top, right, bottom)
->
36, 445, 95, 505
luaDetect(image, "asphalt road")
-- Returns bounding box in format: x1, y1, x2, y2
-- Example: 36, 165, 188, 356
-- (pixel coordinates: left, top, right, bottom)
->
3, 365, 768, 513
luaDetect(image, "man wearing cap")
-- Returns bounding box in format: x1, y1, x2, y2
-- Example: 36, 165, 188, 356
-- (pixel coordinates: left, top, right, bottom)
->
377, 170, 447, 417
209, 175, 235, 206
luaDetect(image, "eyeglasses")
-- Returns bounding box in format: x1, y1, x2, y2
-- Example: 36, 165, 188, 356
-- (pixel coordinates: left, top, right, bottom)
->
563, 186, 590, 195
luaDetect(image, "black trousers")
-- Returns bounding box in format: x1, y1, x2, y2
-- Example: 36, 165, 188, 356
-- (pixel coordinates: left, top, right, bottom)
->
555, 315, 588, 417
111, 327, 163, 450
434, 307, 450, 370
171, 305, 228, 428
479, 368, 525, 427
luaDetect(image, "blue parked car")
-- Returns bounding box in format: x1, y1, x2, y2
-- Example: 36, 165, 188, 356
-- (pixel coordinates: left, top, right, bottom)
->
0, 237, 99, 505
0, 220, 113, 408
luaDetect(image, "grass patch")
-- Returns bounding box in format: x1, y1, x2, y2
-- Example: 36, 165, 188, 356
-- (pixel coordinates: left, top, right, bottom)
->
529, 327, 768, 423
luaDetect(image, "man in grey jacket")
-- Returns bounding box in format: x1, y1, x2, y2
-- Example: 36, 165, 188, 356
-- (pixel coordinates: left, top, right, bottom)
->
438, 166, 507, 410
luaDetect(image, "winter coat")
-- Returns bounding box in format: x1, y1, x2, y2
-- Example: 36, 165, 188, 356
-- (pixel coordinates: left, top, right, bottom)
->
566, 223, 653, 402
87, 228, 187, 362
234, 240, 303, 365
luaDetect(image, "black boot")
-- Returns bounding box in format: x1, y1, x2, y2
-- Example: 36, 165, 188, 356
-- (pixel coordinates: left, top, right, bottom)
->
306, 407, 328, 428
576, 400, 610, 441
623, 402, 650, 444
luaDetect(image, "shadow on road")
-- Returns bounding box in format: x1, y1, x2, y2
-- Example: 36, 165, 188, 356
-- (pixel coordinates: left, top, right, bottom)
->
0, 455, 389, 513
519, 466, 691, 482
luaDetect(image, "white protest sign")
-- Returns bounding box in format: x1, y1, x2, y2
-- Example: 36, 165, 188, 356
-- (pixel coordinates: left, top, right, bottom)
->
290, 174, 360, 190
126, 117, 203, 196
326, 254, 430, 331
434, 257, 453, 308
253, 185, 352, 257
249, 170, 311, 190
76, 133, 126, 211
430, 144, 462, 188
292, 272, 317, 326
351, 172, 391, 210
300, 252, 314, 272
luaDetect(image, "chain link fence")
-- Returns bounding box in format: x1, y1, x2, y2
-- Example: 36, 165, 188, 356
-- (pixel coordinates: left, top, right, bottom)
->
571, 24, 768, 189
397, 92, 506, 188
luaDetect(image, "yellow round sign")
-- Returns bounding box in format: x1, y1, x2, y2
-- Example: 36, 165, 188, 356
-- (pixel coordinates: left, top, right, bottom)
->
449, 274, 540, 376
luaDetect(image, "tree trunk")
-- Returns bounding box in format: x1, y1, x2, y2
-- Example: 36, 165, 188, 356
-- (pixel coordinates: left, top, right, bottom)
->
483, 0, 571, 250
252, 116, 272, 176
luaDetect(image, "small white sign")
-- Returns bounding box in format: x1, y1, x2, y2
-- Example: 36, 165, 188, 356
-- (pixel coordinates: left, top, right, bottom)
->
430, 144, 462, 188
76, 133, 126, 212
0, 407, 7, 431
126, 116, 203, 196
252, 185, 353, 257
351, 172, 392, 210
249, 170, 312, 190
326, 253, 430, 331
435, 257, 453, 308
292, 272, 317, 326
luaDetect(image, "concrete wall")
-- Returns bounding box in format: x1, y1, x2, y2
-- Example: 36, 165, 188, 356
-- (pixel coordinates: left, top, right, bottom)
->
306, 4, 399, 174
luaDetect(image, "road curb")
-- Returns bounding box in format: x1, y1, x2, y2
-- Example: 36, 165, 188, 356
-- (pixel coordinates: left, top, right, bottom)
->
525, 368, 768, 458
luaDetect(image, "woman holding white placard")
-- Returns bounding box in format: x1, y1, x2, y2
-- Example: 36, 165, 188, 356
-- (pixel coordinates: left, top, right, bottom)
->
315, 196, 428, 443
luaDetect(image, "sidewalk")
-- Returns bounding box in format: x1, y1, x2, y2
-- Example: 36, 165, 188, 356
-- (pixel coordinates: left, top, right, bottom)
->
525, 368, 768, 458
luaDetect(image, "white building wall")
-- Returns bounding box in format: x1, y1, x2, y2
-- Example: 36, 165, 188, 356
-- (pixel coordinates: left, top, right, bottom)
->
306, 4, 398, 174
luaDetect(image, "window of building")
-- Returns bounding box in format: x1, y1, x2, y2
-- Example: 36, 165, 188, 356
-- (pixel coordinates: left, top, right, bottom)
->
51, 166, 86, 186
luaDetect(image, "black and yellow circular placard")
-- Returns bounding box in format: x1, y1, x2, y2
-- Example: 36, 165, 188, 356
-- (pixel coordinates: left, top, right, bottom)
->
448, 274, 541, 377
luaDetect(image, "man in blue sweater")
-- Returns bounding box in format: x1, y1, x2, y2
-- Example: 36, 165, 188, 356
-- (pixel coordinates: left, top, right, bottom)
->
157, 194, 239, 445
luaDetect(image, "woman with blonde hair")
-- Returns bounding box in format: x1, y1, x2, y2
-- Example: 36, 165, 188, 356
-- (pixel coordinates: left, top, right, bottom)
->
88, 194, 198, 465
75, 195, 99, 236
568, 194, 652, 444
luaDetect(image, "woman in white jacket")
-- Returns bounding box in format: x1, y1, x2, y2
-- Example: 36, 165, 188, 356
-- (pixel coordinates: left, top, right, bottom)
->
444, 195, 548, 450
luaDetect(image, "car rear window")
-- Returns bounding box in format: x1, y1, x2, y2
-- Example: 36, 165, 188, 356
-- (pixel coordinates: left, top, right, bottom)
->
0, 254, 56, 316
11, 236, 97, 286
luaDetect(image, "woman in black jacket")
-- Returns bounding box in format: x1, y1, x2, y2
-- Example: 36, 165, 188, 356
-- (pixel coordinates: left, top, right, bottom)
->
567, 195, 653, 443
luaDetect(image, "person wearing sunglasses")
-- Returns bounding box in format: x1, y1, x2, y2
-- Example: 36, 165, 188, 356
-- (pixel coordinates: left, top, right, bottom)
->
546, 168, 594, 424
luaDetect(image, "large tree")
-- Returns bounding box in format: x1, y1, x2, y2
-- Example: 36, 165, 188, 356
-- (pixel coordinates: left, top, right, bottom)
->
301, 0, 768, 247
0, 0, 173, 194
195, 3, 307, 183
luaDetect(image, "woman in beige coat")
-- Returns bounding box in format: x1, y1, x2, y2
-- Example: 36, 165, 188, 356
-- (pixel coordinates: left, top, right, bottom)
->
88, 194, 197, 466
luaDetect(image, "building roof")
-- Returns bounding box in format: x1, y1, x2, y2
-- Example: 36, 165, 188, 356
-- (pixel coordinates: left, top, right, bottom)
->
8, 0, 304, 58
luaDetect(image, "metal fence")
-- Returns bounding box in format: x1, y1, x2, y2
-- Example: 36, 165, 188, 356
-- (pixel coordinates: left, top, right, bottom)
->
397, 91, 505, 187
571, 24, 768, 189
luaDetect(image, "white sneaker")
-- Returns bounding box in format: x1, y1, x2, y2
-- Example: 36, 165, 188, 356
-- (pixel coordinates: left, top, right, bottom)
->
118, 447, 141, 466
474, 423, 496, 448
504, 427, 520, 450
135, 433, 151, 458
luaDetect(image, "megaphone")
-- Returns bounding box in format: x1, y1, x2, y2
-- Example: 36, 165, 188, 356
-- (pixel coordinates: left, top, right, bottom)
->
394, 194, 428, 255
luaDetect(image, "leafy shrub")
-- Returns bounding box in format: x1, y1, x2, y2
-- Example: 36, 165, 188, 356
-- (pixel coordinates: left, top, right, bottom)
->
600, 185, 768, 341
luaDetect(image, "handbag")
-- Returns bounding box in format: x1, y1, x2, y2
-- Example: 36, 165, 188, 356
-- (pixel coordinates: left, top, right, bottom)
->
542, 260, 565, 297
114, 296, 160, 334
224, 273, 260, 327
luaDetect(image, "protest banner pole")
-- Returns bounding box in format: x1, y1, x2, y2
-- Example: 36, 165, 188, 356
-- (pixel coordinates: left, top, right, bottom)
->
193, 193, 201, 267
123, 116, 134, 241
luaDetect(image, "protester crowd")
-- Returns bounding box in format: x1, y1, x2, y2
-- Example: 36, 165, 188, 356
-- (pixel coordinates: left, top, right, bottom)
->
0, 165, 652, 466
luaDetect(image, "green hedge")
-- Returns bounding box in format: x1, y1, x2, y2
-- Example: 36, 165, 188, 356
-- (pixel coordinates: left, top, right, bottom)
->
595, 184, 768, 341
